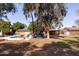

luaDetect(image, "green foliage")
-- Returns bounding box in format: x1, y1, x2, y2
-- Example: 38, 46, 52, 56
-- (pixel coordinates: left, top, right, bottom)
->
65, 40, 79, 48
0, 19, 26, 35
0, 3, 16, 35
23, 3, 67, 30
0, 3, 16, 19
13, 22, 26, 30
28, 21, 43, 32
0, 19, 11, 34
75, 19, 79, 26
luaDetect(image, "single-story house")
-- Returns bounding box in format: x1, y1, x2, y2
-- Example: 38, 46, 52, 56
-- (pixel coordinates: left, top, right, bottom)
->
45, 29, 61, 38
63, 27, 79, 35
15, 29, 33, 39
46, 27, 79, 38
0, 31, 2, 37
49, 29, 60, 35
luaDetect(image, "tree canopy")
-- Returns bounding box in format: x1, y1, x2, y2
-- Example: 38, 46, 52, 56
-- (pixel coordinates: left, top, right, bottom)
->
75, 19, 79, 27
28, 21, 44, 32
0, 19, 26, 35
0, 3, 67, 36
23, 3, 67, 32
0, 19, 12, 34
13, 22, 26, 30
0, 3, 16, 19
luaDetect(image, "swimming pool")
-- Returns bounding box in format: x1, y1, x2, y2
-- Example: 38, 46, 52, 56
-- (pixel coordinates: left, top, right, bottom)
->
0, 35, 32, 40
8, 36, 18, 38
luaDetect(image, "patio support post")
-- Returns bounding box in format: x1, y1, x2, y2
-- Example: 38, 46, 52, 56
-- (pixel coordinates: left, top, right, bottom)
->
47, 30, 50, 39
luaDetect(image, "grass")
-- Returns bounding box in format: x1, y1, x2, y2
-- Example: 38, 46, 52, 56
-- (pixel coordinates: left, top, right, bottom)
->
51, 42, 70, 48
0, 35, 79, 55
64, 40, 79, 48
60, 35, 79, 48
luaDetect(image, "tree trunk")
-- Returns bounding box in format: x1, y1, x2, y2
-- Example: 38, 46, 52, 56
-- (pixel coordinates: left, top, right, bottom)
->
31, 12, 34, 38
9, 22, 11, 32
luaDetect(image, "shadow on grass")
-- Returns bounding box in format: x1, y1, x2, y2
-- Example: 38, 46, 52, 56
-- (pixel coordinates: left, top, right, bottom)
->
51, 42, 70, 48
74, 37, 79, 40
65, 40, 79, 48
0, 42, 30, 56
50, 35, 65, 39
1, 40, 79, 56
27, 42, 79, 56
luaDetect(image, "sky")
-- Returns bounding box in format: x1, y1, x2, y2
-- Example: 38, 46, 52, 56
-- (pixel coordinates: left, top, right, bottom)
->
63, 3, 79, 27
5, 3, 79, 27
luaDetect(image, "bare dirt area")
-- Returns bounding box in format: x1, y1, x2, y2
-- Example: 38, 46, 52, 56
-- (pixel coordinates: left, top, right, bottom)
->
0, 38, 79, 56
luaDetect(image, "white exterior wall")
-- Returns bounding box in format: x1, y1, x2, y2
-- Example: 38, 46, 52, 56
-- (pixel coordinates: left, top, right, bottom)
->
64, 30, 70, 35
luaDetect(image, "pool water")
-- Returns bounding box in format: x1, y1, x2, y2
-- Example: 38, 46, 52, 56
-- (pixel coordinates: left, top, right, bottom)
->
0, 35, 32, 40
9, 36, 19, 38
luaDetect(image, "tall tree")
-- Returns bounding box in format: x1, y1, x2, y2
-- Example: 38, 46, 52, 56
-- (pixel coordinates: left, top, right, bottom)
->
75, 9, 79, 27
23, 4, 35, 37
0, 3, 16, 33
76, 8, 79, 16
23, 3, 67, 38
0, 3, 16, 19
0, 19, 12, 35
28, 21, 43, 32
13, 22, 26, 30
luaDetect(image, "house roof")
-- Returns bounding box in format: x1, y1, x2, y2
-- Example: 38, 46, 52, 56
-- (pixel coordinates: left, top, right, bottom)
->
17, 29, 31, 32
64, 27, 79, 31
49, 29, 59, 31
16, 27, 27, 32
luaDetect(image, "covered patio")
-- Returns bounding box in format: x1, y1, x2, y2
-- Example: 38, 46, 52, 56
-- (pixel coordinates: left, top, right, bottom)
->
46, 29, 60, 39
